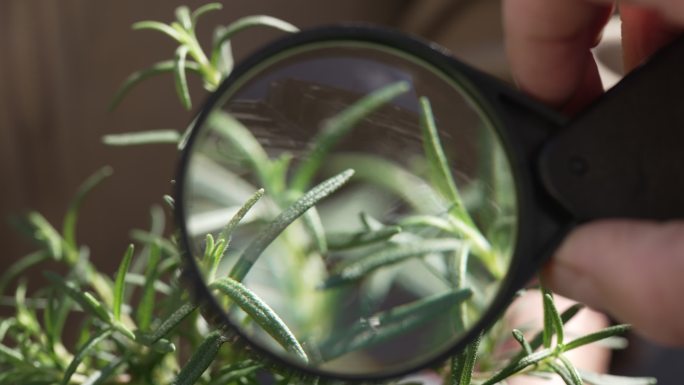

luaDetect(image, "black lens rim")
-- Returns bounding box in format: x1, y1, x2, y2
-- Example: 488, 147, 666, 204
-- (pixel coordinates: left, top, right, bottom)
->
175, 23, 551, 382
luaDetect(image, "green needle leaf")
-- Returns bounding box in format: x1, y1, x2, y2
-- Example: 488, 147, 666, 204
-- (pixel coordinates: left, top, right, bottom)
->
192, 3, 223, 25
290, 81, 410, 191
209, 188, 265, 281
213, 26, 234, 76
151, 338, 176, 353
360, 211, 385, 231
544, 293, 564, 345
229, 169, 354, 282
173, 331, 228, 385
203, 234, 216, 263
27, 212, 63, 260
44, 272, 112, 323
320, 238, 462, 289
210, 361, 263, 385
208, 111, 272, 188
14, 281, 41, 336
0, 250, 49, 295
109, 60, 200, 110
82, 356, 126, 385
211, 15, 298, 65
549, 360, 577, 385
113, 244, 134, 321
399, 215, 492, 261
512, 329, 533, 355
163, 194, 175, 209
218, 188, 265, 244
102, 130, 181, 146
481, 348, 555, 385
542, 290, 554, 348
130, 230, 178, 256
326, 225, 402, 250
325, 153, 444, 213
512, 303, 584, 362
63, 166, 113, 251
175, 45, 192, 110
138, 302, 197, 345
44, 294, 72, 352
563, 324, 631, 352
451, 332, 482, 385
113, 321, 136, 341
0, 318, 15, 341
302, 207, 328, 254
318, 289, 472, 361
419, 96, 472, 225
558, 354, 583, 385
210, 277, 308, 362
137, 242, 161, 330
0, 343, 24, 366
61, 328, 113, 385
175, 6, 192, 30
133, 21, 183, 41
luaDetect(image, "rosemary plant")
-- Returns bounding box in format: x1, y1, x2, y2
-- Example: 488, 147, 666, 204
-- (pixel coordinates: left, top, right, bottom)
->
0, 4, 658, 385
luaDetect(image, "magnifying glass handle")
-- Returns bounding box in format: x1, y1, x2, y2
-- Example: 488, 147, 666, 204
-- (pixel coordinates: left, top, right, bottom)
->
540, 34, 684, 220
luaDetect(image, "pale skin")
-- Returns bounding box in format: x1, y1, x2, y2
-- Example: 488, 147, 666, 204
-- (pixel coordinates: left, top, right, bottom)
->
501, 0, 684, 381
504, 0, 684, 346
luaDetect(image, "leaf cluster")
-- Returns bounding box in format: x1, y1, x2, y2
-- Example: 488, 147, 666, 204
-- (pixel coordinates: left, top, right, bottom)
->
1, 3, 659, 385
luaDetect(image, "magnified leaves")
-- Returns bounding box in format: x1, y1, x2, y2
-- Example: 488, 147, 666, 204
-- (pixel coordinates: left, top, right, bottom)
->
290, 81, 410, 191
205, 188, 265, 282
210, 277, 308, 362
317, 289, 472, 362
419, 97, 472, 226
229, 169, 355, 282
320, 238, 463, 289
326, 225, 402, 251
208, 112, 273, 191
182, 69, 521, 374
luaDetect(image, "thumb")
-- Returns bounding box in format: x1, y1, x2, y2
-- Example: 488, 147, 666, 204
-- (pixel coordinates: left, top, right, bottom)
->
542, 219, 684, 346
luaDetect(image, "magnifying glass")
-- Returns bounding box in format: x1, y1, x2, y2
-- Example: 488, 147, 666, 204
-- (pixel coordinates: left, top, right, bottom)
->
175, 25, 684, 380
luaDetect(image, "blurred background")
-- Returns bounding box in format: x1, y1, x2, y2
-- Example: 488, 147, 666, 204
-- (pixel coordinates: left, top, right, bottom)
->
0, 0, 681, 383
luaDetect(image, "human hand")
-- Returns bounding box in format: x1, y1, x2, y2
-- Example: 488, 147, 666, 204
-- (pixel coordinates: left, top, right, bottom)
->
504, 0, 684, 346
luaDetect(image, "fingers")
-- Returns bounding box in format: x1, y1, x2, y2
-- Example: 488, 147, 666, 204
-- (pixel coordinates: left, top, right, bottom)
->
542, 220, 684, 346
625, 0, 684, 24
505, 0, 684, 349
502, 0, 614, 110
503, 0, 683, 112
620, 4, 681, 71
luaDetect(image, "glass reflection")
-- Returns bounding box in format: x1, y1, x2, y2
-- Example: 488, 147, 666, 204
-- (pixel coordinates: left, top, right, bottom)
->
182, 42, 516, 376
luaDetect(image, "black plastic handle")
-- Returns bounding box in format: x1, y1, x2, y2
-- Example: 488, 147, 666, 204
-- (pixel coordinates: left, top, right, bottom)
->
540, 35, 684, 220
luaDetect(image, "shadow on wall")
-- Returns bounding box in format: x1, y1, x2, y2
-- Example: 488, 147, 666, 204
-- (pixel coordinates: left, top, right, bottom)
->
0, 0, 504, 276
0, 0, 392, 273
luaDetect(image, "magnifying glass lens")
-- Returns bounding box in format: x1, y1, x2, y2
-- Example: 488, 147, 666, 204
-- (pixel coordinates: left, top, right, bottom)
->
181, 42, 517, 377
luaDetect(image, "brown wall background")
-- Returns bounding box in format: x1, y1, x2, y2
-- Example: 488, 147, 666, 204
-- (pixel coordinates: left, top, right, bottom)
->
3, 1, 684, 383
0, 0, 505, 272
